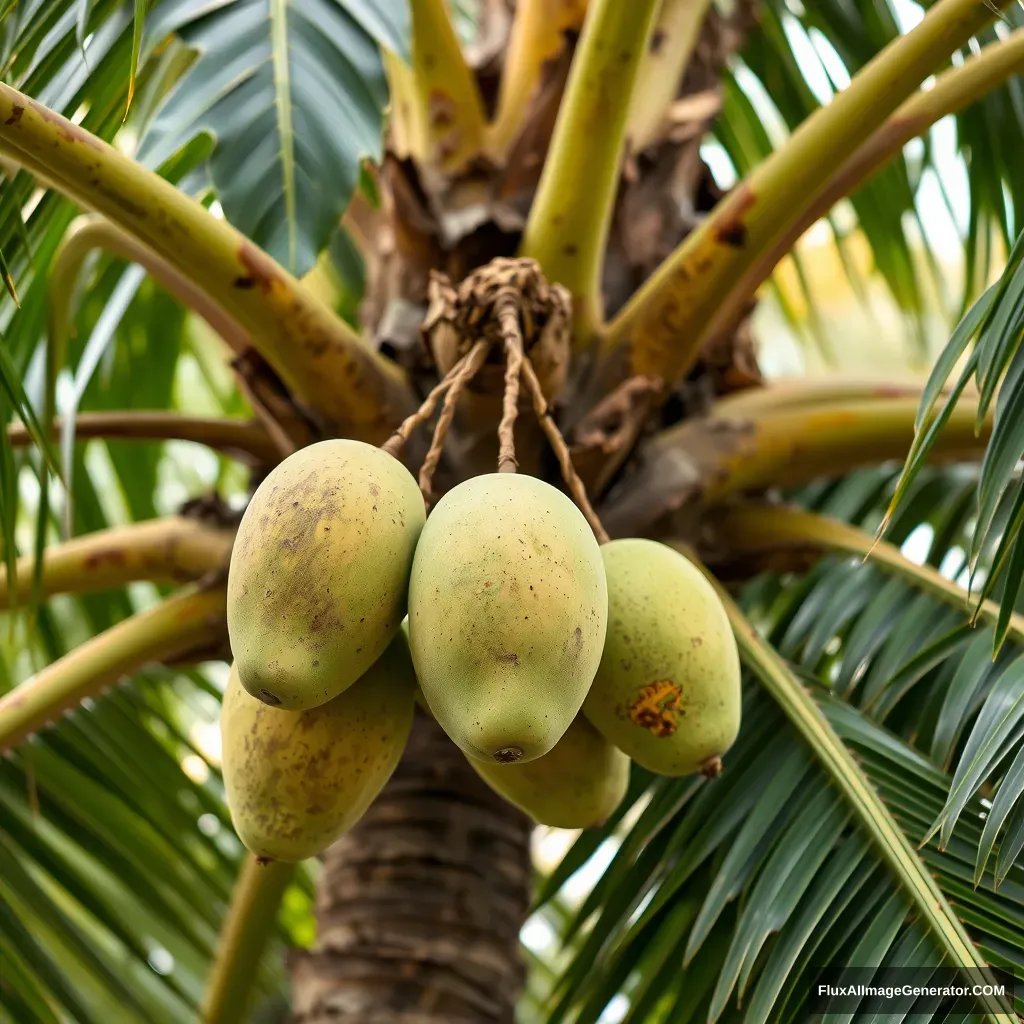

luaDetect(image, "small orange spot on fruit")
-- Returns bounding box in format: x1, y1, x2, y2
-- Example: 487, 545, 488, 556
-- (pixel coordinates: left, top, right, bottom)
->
628, 680, 682, 738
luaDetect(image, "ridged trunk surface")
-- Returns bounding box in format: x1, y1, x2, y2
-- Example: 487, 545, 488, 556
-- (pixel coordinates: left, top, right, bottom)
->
291, 711, 533, 1023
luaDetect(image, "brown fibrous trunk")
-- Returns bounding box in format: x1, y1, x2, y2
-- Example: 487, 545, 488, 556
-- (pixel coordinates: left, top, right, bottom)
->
291, 713, 533, 1023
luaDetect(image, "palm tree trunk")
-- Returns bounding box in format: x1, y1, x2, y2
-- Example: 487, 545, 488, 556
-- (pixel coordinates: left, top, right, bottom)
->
291, 711, 533, 1023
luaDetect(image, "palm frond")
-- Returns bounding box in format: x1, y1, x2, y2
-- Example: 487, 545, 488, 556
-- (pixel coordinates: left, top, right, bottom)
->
543, 462, 1024, 1021
885, 227, 1024, 648
138, 0, 409, 275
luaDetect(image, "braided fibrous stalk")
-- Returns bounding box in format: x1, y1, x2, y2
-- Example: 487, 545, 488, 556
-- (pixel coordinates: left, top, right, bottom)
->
520, 356, 610, 544
496, 303, 525, 474
418, 341, 492, 499
381, 344, 486, 459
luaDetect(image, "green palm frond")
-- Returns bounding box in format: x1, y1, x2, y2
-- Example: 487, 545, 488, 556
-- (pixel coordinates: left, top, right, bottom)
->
0, 279, 312, 1019
885, 228, 1024, 647
540, 463, 1024, 1022
138, 0, 409, 275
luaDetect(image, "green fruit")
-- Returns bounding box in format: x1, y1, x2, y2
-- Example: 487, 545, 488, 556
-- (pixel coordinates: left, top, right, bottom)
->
468, 713, 628, 828
583, 539, 740, 776
227, 439, 425, 710
221, 634, 416, 862
409, 473, 607, 764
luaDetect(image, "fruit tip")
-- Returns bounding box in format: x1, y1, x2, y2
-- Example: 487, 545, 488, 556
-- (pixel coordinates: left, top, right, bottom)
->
493, 746, 524, 763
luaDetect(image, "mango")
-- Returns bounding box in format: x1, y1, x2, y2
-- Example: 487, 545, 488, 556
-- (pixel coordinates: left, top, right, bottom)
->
583, 539, 740, 776
468, 713, 629, 828
220, 633, 416, 862
227, 439, 425, 709
409, 473, 607, 763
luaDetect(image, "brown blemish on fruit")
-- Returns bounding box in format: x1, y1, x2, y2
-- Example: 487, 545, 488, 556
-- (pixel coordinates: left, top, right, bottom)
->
5, 105, 23, 126
628, 680, 682, 737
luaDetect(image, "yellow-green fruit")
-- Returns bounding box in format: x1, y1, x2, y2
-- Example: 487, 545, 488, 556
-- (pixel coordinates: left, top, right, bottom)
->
468, 714, 629, 828
409, 473, 607, 764
220, 634, 416, 862
583, 539, 740, 776
227, 439, 425, 710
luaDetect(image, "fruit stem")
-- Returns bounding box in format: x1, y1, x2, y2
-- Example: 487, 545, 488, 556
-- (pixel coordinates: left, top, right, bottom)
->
520, 356, 610, 544
418, 340, 491, 500
381, 342, 487, 459
0, 585, 227, 752
497, 303, 525, 474
201, 854, 295, 1024
0, 517, 234, 610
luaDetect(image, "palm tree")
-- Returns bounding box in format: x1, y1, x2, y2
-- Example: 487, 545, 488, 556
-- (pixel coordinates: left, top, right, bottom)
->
1, 0, 1023, 1021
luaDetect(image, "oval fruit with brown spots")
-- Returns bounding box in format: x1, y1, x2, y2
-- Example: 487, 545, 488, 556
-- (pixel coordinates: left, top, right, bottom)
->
227, 439, 425, 710
408, 473, 607, 763
220, 633, 416, 862
467, 713, 628, 828
583, 539, 740, 776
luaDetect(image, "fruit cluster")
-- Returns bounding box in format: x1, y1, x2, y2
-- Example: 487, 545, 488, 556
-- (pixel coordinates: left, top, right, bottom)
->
222, 439, 741, 863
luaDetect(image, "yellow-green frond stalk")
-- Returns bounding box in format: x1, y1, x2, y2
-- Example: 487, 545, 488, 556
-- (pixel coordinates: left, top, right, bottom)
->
711, 504, 1024, 647
0, 85, 410, 442
409, 0, 487, 174
0, 585, 227, 752
201, 856, 295, 1024
0, 518, 234, 609
487, 0, 589, 161
519, 0, 662, 342
626, 0, 712, 153
606, 0, 1014, 384
384, 48, 430, 163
